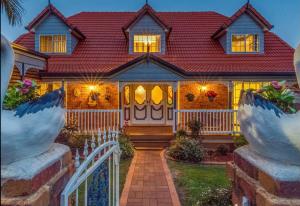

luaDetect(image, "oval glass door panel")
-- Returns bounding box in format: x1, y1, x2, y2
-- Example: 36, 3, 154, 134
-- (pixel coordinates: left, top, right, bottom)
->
151, 86, 163, 105
135, 85, 146, 105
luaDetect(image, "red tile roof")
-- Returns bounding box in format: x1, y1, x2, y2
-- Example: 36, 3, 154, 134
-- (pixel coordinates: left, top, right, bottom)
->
15, 5, 295, 77
25, 4, 85, 40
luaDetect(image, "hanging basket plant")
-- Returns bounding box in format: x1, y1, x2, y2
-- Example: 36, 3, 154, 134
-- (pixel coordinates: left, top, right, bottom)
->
185, 93, 195, 102
205, 90, 217, 102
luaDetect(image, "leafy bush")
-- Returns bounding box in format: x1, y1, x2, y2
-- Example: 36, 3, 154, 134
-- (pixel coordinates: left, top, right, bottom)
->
256, 81, 296, 113
216, 144, 229, 156
188, 119, 202, 139
118, 132, 134, 160
167, 137, 204, 162
233, 135, 248, 148
195, 187, 232, 206
56, 117, 79, 144
3, 79, 40, 110
176, 129, 187, 138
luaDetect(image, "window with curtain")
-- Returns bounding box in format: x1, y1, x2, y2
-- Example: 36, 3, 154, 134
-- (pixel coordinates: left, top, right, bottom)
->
231, 34, 259, 53
133, 35, 161, 53
40, 35, 67, 53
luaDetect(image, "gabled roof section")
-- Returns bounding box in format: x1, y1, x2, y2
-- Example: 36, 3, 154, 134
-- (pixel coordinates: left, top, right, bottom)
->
25, 4, 85, 40
212, 3, 273, 39
109, 53, 186, 76
122, 4, 172, 38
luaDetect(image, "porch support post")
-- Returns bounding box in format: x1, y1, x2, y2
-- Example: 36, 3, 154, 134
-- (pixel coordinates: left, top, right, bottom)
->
228, 81, 233, 109
173, 82, 178, 134
118, 82, 124, 129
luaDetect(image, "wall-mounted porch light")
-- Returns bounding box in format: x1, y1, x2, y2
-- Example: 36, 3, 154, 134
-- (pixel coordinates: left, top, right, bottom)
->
198, 84, 208, 92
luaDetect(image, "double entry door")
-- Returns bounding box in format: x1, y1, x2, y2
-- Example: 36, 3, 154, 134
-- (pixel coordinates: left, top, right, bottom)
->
123, 84, 174, 125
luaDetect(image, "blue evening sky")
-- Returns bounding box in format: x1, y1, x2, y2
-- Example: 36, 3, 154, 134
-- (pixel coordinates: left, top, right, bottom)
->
1, 0, 299, 48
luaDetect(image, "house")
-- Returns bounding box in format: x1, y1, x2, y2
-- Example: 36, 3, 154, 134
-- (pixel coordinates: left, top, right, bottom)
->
11, 2, 296, 147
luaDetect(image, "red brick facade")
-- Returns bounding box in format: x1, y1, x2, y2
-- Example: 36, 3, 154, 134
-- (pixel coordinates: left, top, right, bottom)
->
179, 82, 229, 109
66, 82, 118, 109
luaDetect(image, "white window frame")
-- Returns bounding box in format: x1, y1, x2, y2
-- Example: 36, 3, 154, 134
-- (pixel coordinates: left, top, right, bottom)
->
133, 34, 161, 53
39, 34, 67, 53
231, 34, 259, 53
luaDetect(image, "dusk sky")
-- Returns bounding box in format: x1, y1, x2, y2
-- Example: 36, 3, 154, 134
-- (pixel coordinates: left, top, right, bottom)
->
1, 0, 299, 48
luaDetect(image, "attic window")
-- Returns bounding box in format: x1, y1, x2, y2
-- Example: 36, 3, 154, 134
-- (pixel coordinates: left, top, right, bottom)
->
133, 35, 161, 53
231, 34, 259, 53
40, 35, 67, 53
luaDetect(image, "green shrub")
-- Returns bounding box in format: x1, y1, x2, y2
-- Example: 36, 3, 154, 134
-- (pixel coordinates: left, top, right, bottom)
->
176, 129, 187, 138
3, 79, 40, 110
118, 133, 134, 160
167, 137, 204, 162
68, 134, 92, 149
195, 187, 232, 206
216, 144, 229, 156
256, 81, 296, 113
188, 119, 203, 139
233, 135, 248, 148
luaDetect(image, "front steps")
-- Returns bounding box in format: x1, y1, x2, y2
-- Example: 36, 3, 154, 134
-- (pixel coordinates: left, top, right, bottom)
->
126, 126, 173, 148
126, 126, 235, 150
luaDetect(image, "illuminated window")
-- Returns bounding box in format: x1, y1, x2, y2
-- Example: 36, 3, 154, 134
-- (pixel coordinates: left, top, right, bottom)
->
124, 86, 130, 105
40, 35, 67, 53
233, 81, 269, 109
151, 86, 163, 105
135, 85, 146, 105
133, 35, 161, 53
231, 34, 259, 53
167, 86, 173, 105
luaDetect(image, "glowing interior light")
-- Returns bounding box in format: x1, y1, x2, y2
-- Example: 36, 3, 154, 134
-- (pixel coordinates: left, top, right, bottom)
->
88, 85, 96, 91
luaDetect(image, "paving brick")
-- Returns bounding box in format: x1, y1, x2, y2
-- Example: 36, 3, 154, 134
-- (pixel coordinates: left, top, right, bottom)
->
124, 150, 176, 206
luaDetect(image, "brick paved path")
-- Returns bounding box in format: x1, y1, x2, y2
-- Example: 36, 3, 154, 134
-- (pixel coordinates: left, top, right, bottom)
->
120, 150, 180, 206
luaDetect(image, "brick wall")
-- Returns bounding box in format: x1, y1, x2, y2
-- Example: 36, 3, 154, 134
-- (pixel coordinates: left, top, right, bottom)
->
66, 82, 118, 109
179, 82, 229, 109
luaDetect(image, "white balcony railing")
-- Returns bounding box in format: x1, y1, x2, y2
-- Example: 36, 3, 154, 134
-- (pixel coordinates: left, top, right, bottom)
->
66, 109, 123, 133
66, 109, 239, 135
174, 109, 239, 135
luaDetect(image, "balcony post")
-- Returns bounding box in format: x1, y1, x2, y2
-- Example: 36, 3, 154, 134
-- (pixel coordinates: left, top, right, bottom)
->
173, 82, 178, 134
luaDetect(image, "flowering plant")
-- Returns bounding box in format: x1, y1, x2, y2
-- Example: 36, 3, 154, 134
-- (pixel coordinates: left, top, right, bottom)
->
3, 79, 40, 110
255, 81, 296, 113
205, 90, 217, 98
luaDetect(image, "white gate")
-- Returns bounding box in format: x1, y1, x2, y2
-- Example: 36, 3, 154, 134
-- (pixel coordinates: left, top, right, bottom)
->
61, 129, 121, 206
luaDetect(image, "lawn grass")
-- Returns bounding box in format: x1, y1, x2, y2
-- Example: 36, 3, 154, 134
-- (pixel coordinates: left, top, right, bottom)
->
167, 160, 231, 206
119, 158, 132, 193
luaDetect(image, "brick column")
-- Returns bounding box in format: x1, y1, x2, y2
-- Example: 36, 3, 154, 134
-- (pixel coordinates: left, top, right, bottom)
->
1, 144, 74, 206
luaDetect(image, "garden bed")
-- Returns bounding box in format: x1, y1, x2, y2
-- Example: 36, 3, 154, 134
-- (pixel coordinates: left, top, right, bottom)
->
167, 159, 232, 206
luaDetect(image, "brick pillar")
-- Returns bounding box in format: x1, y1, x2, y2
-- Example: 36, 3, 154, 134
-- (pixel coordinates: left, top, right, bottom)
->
227, 146, 300, 206
1, 144, 74, 206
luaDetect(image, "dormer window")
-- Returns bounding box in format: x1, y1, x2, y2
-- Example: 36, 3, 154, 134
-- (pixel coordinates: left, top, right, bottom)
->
231, 34, 259, 53
133, 35, 161, 53
40, 34, 67, 53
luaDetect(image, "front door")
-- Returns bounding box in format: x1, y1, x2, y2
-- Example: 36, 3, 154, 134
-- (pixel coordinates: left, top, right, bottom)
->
132, 84, 165, 125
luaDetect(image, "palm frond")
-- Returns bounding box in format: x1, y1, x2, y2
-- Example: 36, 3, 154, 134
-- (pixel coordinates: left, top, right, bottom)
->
1, 0, 24, 26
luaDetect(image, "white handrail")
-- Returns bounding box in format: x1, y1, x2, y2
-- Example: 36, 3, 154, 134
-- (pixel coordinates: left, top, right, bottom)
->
174, 109, 239, 134
65, 109, 122, 133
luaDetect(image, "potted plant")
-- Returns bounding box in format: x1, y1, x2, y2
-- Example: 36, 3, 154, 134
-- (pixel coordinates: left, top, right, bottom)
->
185, 93, 195, 102
256, 80, 296, 113
205, 90, 217, 102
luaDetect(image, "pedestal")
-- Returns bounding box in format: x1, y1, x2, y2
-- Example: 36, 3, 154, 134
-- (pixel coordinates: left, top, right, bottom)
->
227, 146, 300, 206
1, 143, 74, 206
